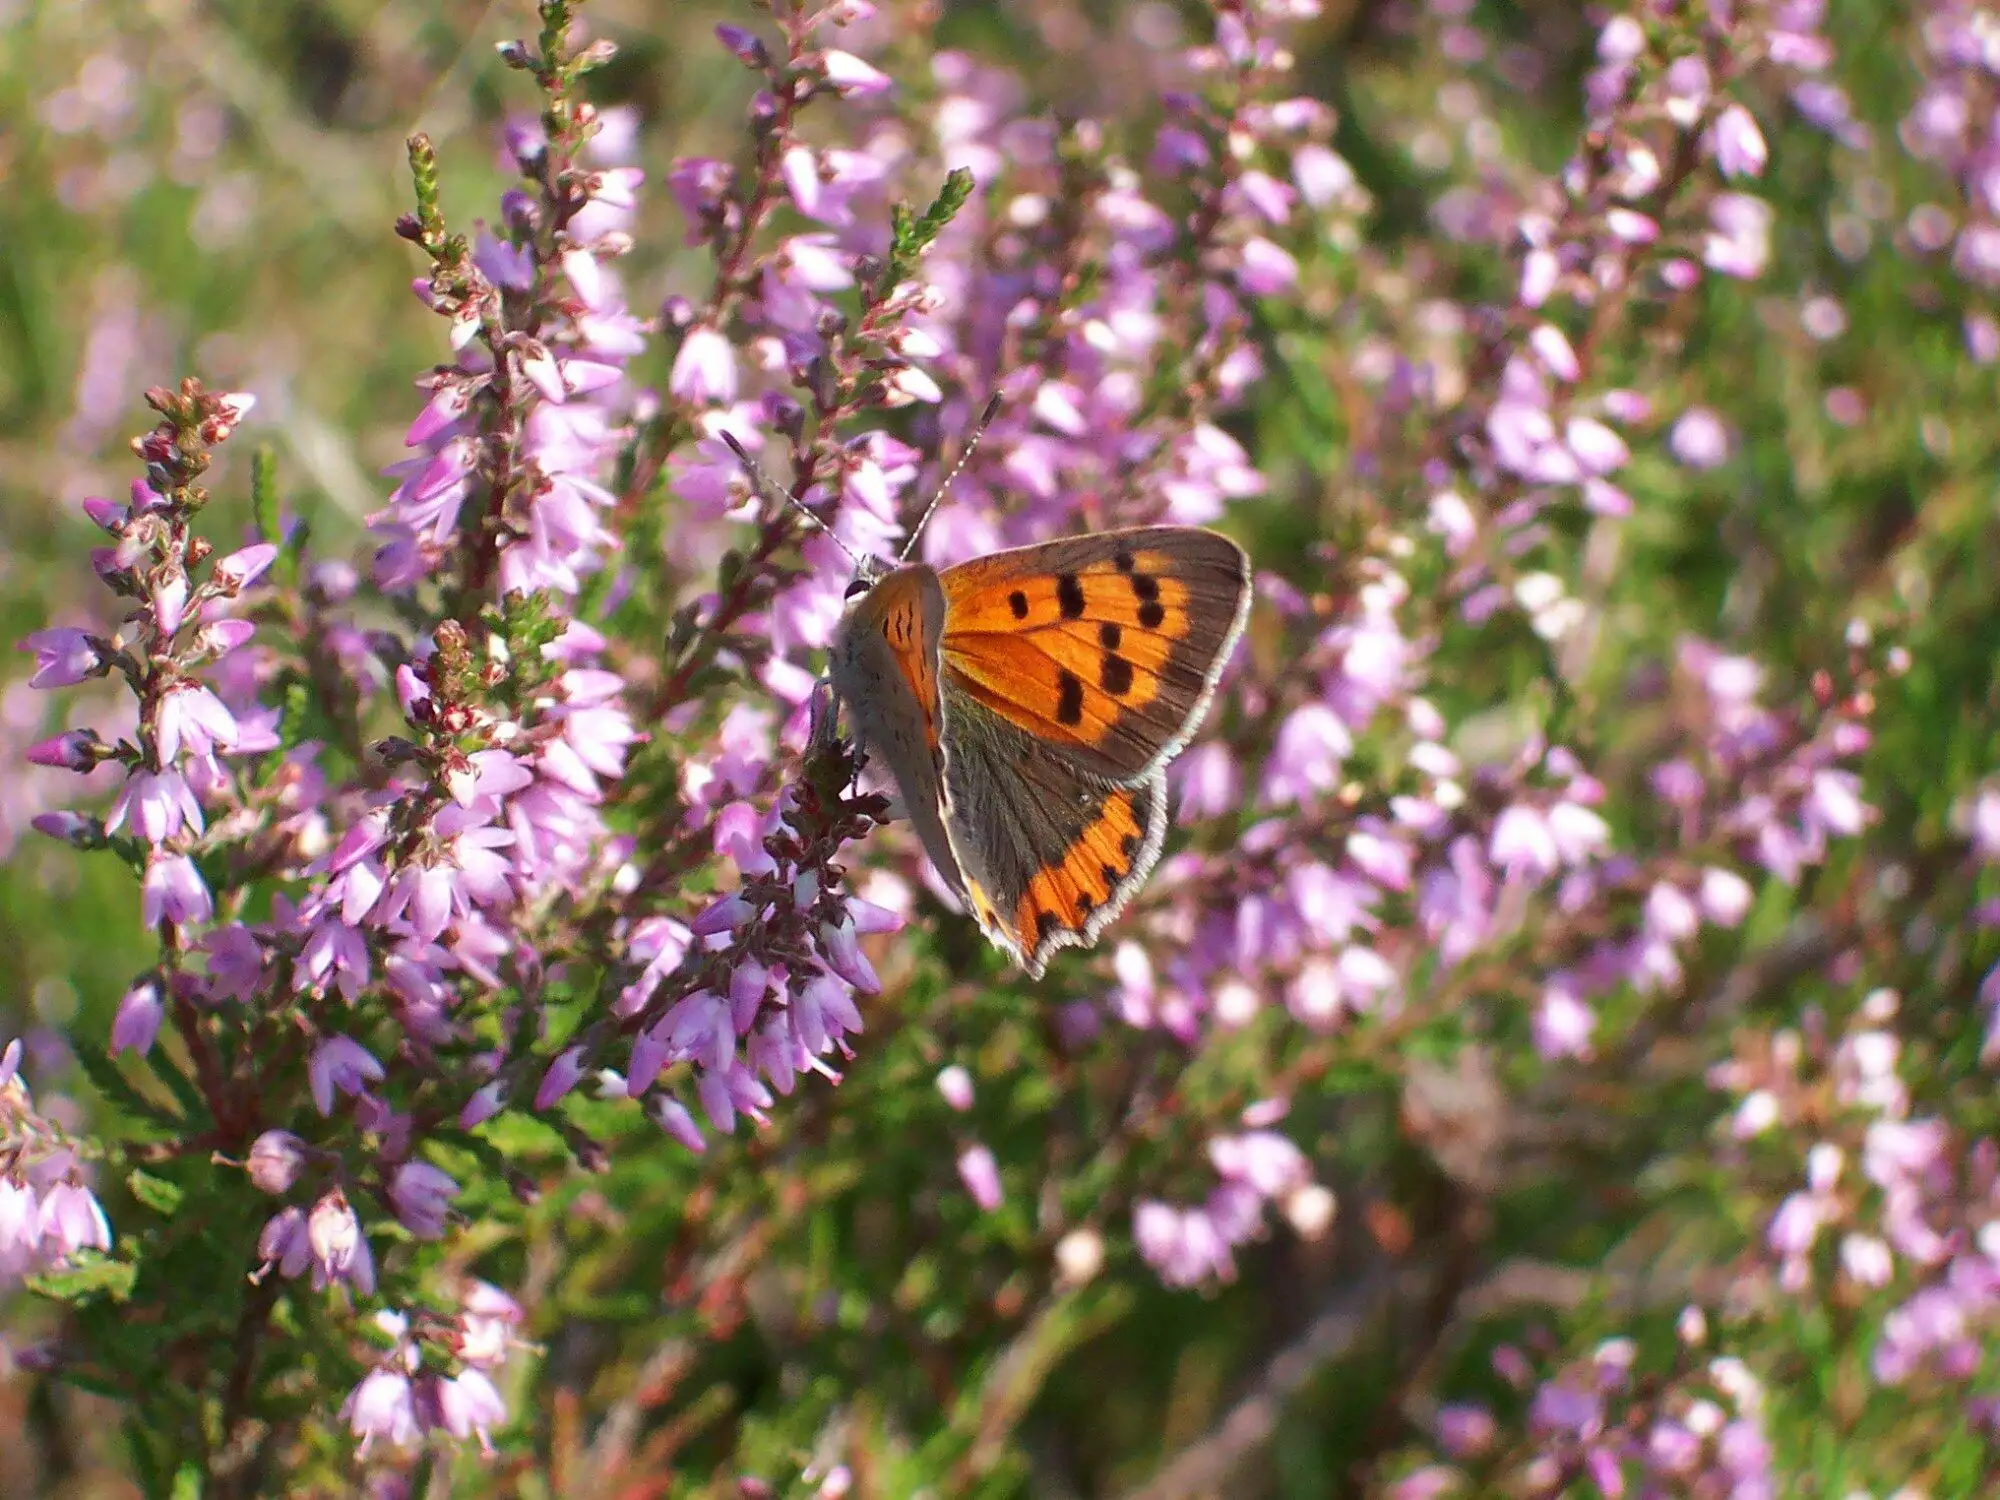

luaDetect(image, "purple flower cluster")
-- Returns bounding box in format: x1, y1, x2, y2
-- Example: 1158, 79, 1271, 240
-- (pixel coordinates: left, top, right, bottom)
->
1715, 975, 2000, 1393
1391, 1327, 1774, 1499
341, 1282, 525, 1458
372, 114, 644, 599
1902, 0, 2000, 349
0, 1040, 115, 1287
1135, 1118, 1334, 1287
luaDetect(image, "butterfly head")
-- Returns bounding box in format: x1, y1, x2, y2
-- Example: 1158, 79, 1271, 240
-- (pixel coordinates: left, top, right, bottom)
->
842, 553, 892, 601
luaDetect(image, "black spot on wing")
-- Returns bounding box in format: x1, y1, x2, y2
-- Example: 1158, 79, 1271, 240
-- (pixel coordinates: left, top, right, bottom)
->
1035, 911, 1061, 944
1101, 654, 1134, 696
1114, 550, 1135, 573
1100, 861, 1122, 886
1131, 573, 1160, 602
1119, 833, 1137, 858
1099, 622, 1122, 650
1008, 589, 1029, 619
1137, 600, 1166, 630
1056, 670, 1085, 726
1057, 573, 1086, 619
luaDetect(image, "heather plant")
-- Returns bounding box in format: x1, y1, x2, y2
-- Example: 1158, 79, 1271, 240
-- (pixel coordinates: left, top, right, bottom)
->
2, 0, 1999, 1496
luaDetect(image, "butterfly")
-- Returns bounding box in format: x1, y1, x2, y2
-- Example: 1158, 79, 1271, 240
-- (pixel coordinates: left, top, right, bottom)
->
725, 406, 1252, 977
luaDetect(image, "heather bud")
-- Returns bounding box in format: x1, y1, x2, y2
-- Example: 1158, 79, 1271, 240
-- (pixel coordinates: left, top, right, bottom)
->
246, 1131, 308, 1195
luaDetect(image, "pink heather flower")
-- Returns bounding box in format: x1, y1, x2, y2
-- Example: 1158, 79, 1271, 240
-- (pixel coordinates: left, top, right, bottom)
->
388, 1161, 459, 1239
669, 324, 737, 406
141, 852, 213, 927
535, 1045, 587, 1110
344, 1368, 419, 1457
956, 1144, 1002, 1210
1265, 704, 1353, 803
1565, 416, 1629, 475
691, 892, 756, 936
1529, 324, 1580, 382
1699, 867, 1754, 926
306, 1187, 372, 1292
447, 1051, 509, 1115
1597, 15, 1644, 61
458, 1281, 525, 1369
1605, 207, 1659, 245
820, 48, 892, 98
1490, 805, 1559, 881
935, 1065, 974, 1112
256, 1206, 312, 1281
1386, 1468, 1459, 1500
1534, 983, 1596, 1061
0, 1179, 39, 1268
1210, 1131, 1311, 1198
1237, 237, 1299, 296
650, 1095, 707, 1152
1669, 407, 1732, 469
438, 1368, 507, 1454
1436, 1403, 1496, 1458
107, 767, 204, 844
1840, 1233, 1894, 1288
309, 1035, 385, 1116
246, 1131, 306, 1195
25, 729, 101, 772
817, 919, 880, 994
1519, 248, 1559, 308
1704, 103, 1768, 181
21, 628, 101, 689
151, 573, 189, 636
38, 1180, 112, 1261
1705, 194, 1773, 279
212, 542, 278, 593
715, 23, 766, 67
155, 681, 239, 763
110, 978, 164, 1056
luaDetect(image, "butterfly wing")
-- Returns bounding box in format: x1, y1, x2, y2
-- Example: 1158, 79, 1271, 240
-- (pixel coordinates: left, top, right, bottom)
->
935, 694, 1170, 978
933, 527, 1252, 787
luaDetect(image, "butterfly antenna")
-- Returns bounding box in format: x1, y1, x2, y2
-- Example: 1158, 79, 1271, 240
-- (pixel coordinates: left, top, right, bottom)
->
897, 392, 1005, 563
718, 431, 865, 570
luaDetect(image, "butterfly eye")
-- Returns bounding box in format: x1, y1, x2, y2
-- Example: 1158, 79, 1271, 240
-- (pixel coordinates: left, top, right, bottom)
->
843, 579, 871, 600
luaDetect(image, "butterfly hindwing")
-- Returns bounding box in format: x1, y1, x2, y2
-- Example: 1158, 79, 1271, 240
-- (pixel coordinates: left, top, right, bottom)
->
934, 527, 1251, 786
934, 693, 1170, 978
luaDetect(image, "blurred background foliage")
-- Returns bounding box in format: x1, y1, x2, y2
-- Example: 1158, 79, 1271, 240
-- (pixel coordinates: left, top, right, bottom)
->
2, 0, 1998, 1495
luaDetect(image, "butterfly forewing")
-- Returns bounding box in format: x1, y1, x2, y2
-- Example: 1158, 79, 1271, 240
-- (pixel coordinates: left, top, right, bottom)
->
934, 527, 1252, 786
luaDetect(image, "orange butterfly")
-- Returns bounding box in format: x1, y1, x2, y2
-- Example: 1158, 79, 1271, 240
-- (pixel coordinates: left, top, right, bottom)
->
727, 408, 1252, 976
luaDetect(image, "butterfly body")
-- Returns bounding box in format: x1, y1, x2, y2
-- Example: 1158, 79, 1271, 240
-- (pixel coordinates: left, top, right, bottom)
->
830, 526, 1252, 977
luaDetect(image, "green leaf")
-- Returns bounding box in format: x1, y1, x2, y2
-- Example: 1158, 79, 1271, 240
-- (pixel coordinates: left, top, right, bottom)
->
277, 675, 317, 753
885, 167, 976, 289
141, 1050, 211, 1129
72, 1047, 180, 1129
250, 446, 281, 549
170, 1464, 203, 1500
28, 1250, 138, 1305
277, 516, 311, 594
406, 132, 445, 243
126, 1168, 184, 1217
